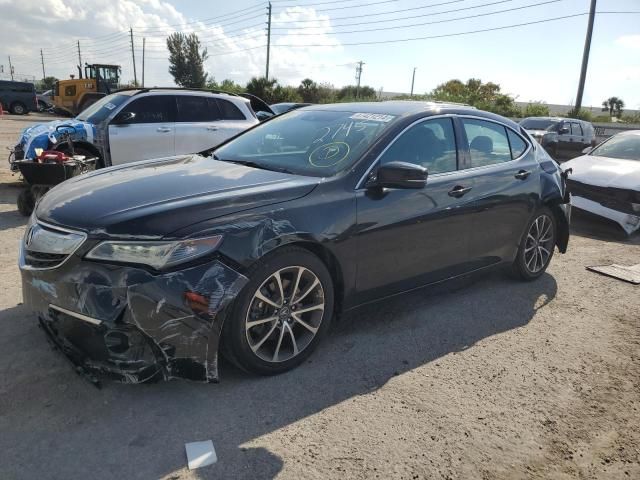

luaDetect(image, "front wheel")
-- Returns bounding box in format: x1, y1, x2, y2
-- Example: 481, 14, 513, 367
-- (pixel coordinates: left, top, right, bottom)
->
222, 247, 334, 375
512, 207, 556, 281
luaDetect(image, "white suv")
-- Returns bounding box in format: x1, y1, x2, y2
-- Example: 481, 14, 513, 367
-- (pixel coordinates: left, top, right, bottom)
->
14, 89, 264, 167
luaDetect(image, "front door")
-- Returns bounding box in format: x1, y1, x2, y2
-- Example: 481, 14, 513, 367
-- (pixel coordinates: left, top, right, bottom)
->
108, 95, 176, 165
355, 117, 477, 302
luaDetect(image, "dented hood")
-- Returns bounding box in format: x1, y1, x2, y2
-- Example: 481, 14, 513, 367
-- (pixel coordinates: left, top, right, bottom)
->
36, 154, 320, 237
563, 155, 640, 190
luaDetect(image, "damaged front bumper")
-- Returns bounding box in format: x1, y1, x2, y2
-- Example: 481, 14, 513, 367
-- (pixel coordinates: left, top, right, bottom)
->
568, 180, 640, 234
20, 240, 248, 384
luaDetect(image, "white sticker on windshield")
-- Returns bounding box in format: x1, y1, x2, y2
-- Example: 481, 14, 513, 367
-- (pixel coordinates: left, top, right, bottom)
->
349, 113, 395, 123
104, 102, 116, 110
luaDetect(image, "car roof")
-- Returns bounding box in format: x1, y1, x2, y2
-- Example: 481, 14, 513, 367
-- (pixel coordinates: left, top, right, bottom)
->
305, 101, 522, 129
114, 88, 249, 102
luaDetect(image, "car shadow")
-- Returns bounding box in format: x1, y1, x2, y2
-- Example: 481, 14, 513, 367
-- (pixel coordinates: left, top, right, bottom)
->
0, 269, 557, 480
570, 208, 640, 245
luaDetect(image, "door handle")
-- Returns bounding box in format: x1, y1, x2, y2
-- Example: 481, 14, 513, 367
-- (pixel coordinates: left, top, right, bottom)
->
448, 185, 472, 198
515, 169, 531, 180
206, 126, 219, 131
156, 127, 172, 133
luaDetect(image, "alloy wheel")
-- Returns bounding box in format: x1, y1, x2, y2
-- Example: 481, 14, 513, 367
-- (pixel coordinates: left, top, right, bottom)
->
524, 214, 554, 274
245, 266, 325, 363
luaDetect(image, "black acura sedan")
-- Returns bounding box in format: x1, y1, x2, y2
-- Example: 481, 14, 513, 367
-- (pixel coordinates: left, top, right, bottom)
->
20, 102, 570, 384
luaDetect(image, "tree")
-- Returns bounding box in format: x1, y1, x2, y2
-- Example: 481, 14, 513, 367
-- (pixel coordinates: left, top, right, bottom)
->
37, 76, 58, 91
298, 78, 319, 103
272, 85, 302, 103
523, 102, 550, 117
336, 85, 376, 101
245, 76, 278, 102
166, 33, 208, 88
207, 78, 245, 93
429, 78, 519, 117
602, 96, 624, 117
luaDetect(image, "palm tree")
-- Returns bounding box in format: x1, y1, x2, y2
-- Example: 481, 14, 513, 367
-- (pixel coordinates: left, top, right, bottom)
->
245, 77, 278, 103
602, 96, 625, 117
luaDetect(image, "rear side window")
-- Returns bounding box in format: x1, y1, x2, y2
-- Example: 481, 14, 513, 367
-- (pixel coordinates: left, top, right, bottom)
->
64, 85, 76, 96
462, 119, 512, 167
121, 95, 175, 123
176, 95, 219, 122
507, 129, 528, 159
570, 122, 583, 136
216, 99, 245, 120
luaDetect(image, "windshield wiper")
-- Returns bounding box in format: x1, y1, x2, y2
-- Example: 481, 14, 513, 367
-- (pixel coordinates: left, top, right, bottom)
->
214, 157, 294, 175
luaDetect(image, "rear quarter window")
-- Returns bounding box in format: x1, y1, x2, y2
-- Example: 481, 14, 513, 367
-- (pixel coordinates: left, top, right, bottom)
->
217, 99, 246, 120
507, 129, 528, 159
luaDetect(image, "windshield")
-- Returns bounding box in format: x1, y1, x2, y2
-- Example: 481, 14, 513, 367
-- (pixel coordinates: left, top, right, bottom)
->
213, 109, 397, 177
270, 104, 292, 115
520, 119, 558, 131
590, 133, 640, 161
76, 94, 129, 124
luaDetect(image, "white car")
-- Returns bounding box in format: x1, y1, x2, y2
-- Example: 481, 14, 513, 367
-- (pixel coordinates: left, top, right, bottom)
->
563, 130, 640, 234
13, 89, 266, 167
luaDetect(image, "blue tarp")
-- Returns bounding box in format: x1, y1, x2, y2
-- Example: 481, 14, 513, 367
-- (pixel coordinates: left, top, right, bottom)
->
19, 120, 96, 159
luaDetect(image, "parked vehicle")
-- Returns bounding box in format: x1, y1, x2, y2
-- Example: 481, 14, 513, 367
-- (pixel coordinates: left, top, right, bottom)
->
12, 88, 263, 168
270, 102, 312, 115
36, 90, 54, 112
0, 80, 38, 114
563, 130, 640, 234
520, 117, 596, 160
20, 102, 570, 384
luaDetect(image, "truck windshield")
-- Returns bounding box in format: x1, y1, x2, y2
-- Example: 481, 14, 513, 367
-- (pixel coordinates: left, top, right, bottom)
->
520, 119, 558, 131
214, 109, 397, 177
76, 94, 129, 124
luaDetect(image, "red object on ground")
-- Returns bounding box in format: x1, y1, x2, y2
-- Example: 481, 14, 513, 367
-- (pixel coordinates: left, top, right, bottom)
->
36, 150, 70, 164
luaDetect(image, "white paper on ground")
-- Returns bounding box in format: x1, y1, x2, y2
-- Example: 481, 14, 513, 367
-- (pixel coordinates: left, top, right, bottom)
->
185, 440, 217, 470
586, 264, 640, 285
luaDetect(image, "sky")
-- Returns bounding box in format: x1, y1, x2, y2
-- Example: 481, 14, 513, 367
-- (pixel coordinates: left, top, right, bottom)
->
0, 0, 638, 109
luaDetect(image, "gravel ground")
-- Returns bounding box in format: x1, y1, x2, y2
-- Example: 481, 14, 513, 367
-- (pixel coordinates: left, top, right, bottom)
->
0, 115, 638, 480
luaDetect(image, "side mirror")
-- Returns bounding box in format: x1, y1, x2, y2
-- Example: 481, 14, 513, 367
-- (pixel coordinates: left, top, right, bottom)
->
559, 126, 570, 134
369, 161, 427, 189
113, 111, 135, 125
581, 146, 593, 154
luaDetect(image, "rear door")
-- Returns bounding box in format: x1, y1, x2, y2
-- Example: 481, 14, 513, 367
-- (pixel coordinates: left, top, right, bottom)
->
215, 98, 254, 141
458, 117, 538, 267
108, 95, 176, 165
174, 95, 227, 155
570, 121, 586, 157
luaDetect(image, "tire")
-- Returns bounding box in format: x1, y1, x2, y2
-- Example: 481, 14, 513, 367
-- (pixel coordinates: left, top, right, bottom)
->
10, 102, 27, 115
512, 207, 556, 281
222, 246, 334, 375
17, 189, 35, 216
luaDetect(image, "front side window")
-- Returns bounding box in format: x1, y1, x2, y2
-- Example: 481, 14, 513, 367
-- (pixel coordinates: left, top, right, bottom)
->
176, 96, 219, 122
379, 117, 457, 174
119, 95, 175, 124
214, 109, 396, 177
462, 118, 512, 167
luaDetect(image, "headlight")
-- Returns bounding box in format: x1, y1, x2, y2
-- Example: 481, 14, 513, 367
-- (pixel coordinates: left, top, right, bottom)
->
85, 235, 223, 269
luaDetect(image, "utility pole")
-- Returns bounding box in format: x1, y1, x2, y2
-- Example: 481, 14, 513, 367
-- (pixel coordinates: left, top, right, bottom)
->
40, 49, 46, 83
130, 27, 138, 86
355, 61, 364, 98
574, 0, 596, 114
8, 55, 14, 81
265, 2, 272, 80
77, 41, 82, 78
410, 67, 417, 97
142, 37, 146, 88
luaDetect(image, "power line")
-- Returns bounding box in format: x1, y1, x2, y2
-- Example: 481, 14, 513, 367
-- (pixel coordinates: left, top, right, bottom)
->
272, 0, 563, 35
274, 0, 398, 12
273, 11, 640, 47
134, 6, 266, 32
271, 0, 471, 25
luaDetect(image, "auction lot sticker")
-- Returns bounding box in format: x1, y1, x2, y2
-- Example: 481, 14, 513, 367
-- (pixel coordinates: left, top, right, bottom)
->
349, 113, 395, 122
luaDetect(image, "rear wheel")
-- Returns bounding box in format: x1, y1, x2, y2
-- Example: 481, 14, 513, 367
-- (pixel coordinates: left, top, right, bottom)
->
10, 102, 27, 115
17, 189, 35, 216
222, 247, 334, 375
512, 207, 556, 281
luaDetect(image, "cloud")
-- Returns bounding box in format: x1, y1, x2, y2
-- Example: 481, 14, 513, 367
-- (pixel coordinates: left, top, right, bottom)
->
615, 35, 640, 49
0, 0, 350, 88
